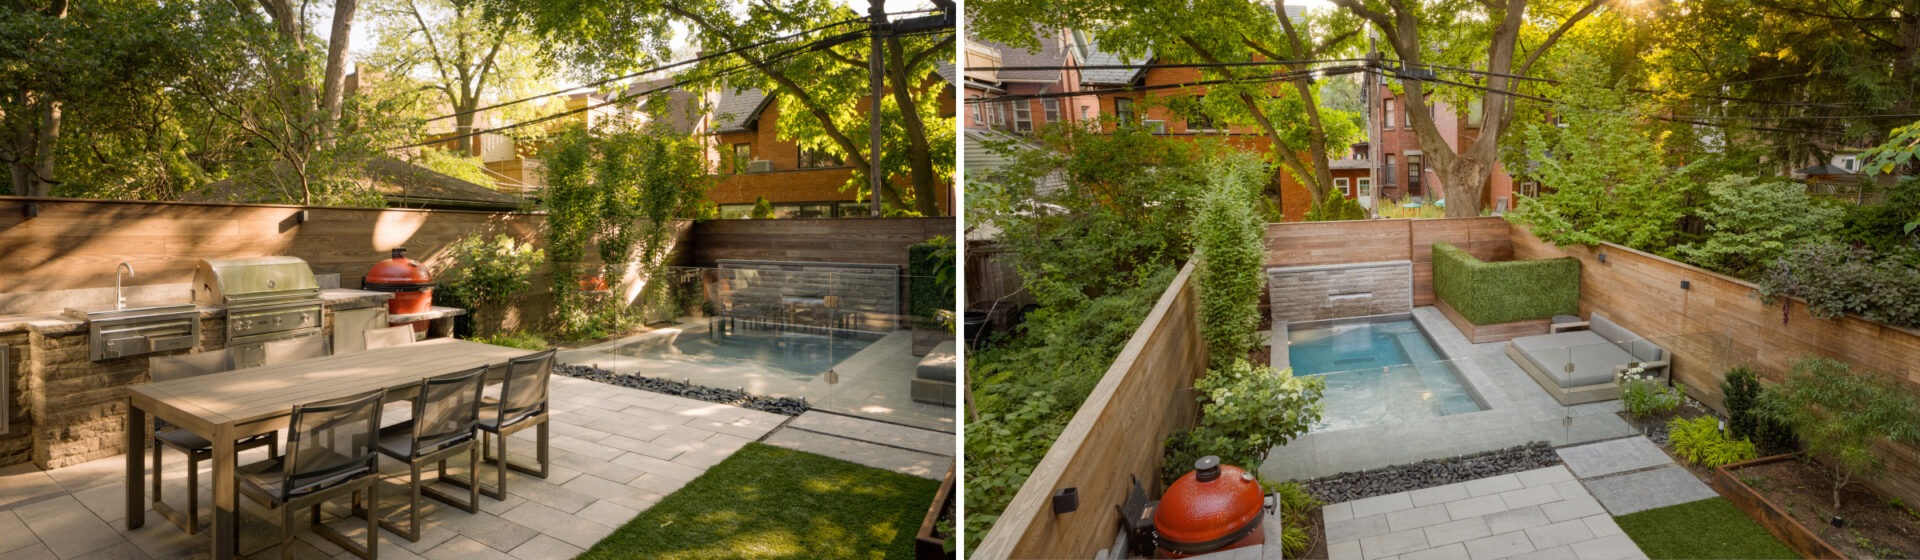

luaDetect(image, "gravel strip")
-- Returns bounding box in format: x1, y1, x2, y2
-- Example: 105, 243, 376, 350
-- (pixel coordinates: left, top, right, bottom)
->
555, 364, 810, 416
1300, 442, 1564, 504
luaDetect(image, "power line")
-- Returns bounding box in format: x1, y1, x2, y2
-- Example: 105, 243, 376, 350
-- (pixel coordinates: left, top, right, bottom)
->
970, 58, 1369, 72
964, 65, 1365, 104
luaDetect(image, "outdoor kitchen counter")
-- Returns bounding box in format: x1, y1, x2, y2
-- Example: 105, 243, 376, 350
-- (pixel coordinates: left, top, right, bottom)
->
319, 288, 392, 311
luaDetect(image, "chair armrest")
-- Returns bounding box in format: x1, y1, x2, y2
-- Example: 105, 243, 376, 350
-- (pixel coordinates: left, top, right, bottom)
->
1549, 321, 1591, 333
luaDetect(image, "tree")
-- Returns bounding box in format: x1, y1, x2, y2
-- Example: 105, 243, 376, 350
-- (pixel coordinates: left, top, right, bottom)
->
1329, 0, 1614, 217
968, 0, 1364, 211
750, 196, 775, 219
1192, 153, 1268, 366
485, 0, 955, 216
1757, 357, 1920, 511
366, 0, 550, 156
1675, 176, 1843, 279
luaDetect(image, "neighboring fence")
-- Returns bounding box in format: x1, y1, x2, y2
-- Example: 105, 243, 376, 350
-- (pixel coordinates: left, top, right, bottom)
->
973, 262, 1208, 559
961, 240, 1031, 318
1510, 225, 1920, 507
1263, 217, 1513, 306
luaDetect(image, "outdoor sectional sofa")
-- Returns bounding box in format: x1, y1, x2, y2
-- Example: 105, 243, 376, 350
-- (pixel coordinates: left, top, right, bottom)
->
1505, 312, 1670, 405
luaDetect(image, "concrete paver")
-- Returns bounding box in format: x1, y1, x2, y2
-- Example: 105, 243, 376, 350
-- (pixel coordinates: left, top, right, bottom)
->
1581, 465, 1719, 516
1555, 438, 1674, 479
1325, 466, 1645, 560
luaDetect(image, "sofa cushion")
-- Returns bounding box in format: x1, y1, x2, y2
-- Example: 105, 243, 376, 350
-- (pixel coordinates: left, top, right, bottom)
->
916, 341, 956, 382
1589, 313, 1629, 343
1512, 330, 1636, 388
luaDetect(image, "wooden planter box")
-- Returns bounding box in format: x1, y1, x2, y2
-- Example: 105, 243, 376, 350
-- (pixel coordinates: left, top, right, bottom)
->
917, 462, 957, 560
1434, 297, 1550, 344
1714, 453, 1846, 560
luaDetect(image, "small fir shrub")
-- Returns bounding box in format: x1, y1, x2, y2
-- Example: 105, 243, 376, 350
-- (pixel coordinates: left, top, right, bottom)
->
1192, 154, 1269, 364
1162, 360, 1324, 484
1721, 367, 1800, 455
1753, 241, 1920, 329
750, 196, 775, 219
1756, 356, 1920, 510
1668, 416, 1759, 468
1620, 366, 1684, 420
1430, 242, 1580, 324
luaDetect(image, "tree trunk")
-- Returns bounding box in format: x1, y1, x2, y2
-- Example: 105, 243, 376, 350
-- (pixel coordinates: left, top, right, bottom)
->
885, 36, 940, 216
319, 0, 359, 142
455, 104, 479, 157
29, 100, 58, 197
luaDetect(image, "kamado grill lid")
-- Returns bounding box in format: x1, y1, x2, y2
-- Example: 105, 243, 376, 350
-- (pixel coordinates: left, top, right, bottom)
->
363, 247, 434, 290
1154, 456, 1266, 553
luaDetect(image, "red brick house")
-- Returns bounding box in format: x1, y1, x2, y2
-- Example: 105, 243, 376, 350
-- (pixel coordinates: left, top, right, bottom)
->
1367, 83, 1516, 211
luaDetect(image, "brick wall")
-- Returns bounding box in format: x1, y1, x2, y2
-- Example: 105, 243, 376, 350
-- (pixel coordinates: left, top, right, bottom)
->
1266, 261, 1414, 323
710, 96, 954, 215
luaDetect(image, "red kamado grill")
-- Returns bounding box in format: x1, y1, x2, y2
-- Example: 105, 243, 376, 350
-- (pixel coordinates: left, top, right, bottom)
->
363, 247, 435, 332
1153, 456, 1269, 558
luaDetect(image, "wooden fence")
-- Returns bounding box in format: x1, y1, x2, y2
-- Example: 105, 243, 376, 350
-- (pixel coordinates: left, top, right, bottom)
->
1263, 217, 1513, 305
686, 217, 953, 268
973, 262, 1208, 559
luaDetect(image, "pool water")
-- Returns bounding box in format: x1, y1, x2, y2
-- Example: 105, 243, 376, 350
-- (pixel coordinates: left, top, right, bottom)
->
613, 326, 878, 380
1286, 319, 1485, 432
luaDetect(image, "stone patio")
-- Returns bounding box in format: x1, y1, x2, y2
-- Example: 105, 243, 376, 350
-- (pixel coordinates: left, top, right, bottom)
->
0, 375, 790, 560
1324, 465, 1645, 560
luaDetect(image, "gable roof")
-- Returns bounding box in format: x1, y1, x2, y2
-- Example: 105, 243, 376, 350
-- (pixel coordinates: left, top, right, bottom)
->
712, 87, 771, 133
1080, 39, 1150, 86
977, 32, 1072, 83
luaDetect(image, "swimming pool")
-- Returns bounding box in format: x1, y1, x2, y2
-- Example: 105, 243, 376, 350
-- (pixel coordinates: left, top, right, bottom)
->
612, 325, 878, 380
1284, 316, 1485, 432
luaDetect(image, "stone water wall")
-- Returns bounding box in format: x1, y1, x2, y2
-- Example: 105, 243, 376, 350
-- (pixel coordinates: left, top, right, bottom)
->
716, 260, 902, 333
1267, 261, 1414, 323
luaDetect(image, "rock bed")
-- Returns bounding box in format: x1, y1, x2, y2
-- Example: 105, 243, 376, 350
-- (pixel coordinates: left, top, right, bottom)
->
1301, 442, 1563, 504
554, 364, 810, 416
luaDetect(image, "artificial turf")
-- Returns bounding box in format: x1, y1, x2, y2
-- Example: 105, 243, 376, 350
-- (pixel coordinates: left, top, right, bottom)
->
577, 442, 943, 560
1614, 498, 1799, 559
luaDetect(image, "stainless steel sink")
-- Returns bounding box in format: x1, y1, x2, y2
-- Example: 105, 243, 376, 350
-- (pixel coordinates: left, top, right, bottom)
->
66, 304, 202, 361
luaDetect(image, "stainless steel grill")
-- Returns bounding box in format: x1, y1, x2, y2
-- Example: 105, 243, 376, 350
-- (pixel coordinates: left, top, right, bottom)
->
192, 257, 325, 366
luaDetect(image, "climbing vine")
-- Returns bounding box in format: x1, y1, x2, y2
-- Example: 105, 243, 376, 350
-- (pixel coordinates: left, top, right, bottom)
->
541, 122, 710, 338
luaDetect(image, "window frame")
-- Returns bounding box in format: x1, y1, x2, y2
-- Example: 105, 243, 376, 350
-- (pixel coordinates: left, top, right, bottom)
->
732, 143, 753, 174
799, 147, 841, 169
1384, 99, 1396, 129
1383, 154, 1397, 184
1334, 177, 1351, 197
1013, 100, 1033, 132
1043, 99, 1061, 123
1114, 97, 1136, 125
1407, 154, 1423, 190
1357, 178, 1372, 198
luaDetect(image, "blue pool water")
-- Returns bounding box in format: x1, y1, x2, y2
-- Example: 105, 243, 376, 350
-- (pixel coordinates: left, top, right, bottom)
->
614, 326, 877, 380
1286, 319, 1484, 432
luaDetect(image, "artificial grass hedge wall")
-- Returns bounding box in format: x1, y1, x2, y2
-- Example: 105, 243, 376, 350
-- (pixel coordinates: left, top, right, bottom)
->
1431, 242, 1580, 325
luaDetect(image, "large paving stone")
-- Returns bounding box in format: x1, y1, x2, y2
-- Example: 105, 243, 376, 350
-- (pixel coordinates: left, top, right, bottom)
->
1555, 438, 1672, 479
1582, 466, 1719, 515
785, 412, 954, 457
761, 429, 948, 480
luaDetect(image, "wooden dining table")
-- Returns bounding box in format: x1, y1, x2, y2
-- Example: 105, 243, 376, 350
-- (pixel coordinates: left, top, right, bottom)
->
123, 338, 536, 560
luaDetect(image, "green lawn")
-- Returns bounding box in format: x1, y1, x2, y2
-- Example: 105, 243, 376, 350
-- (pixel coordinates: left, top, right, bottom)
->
1615, 498, 1798, 559
578, 442, 942, 560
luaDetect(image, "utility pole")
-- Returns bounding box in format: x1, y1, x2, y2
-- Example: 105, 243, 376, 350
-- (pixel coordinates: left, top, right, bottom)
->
867, 0, 887, 217
1365, 31, 1381, 219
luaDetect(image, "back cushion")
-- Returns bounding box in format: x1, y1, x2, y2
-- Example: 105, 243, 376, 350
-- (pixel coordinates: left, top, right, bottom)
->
1628, 339, 1666, 363
1590, 313, 1630, 343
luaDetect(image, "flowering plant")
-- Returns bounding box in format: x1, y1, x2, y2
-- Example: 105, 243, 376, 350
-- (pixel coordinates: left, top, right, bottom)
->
1620, 364, 1684, 419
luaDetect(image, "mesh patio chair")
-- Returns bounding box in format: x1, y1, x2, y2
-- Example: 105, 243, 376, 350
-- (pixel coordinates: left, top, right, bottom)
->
448, 349, 554, 500
147, 350, 279, 535
234, 390, 385, 560
263, 336, 331, 365
375, 366, 487, 541
363, 326, 415, 350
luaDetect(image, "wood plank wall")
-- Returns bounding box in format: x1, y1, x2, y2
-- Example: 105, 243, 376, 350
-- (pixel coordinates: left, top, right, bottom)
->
974, 263, 1207, 559
1510, 224, 1920, 506
1263, 217, 1512, 305
686, 217, 954, 268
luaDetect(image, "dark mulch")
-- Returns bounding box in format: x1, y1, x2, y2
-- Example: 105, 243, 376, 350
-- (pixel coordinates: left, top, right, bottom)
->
1741, 458, 1920, 559
555, 364, 810, 416
1300, 442, 1562, 504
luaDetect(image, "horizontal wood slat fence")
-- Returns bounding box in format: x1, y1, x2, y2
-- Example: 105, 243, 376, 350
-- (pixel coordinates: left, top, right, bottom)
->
686, 217, 953, 268
1263, 217, 1513, 305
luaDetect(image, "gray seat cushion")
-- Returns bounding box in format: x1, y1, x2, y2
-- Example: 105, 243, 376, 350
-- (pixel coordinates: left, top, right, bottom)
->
1590, 313, 1666, 363
916, 341, 956, 382
1512, 330, 1635, 387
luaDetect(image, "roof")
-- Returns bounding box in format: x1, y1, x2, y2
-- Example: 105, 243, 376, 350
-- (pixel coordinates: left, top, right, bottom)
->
712, 87, 771, 133
1080, 39, 1150, 86
623, 77, 704, 134
978, 32, 1073, 83
1330, 158, 1371, 170
188, 157, 522, 211
936, 61, 957, 85
1794, 164, 1859, 176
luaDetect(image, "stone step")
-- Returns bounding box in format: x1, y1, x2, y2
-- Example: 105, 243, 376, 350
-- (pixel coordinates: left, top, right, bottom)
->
785, 411, 954, 457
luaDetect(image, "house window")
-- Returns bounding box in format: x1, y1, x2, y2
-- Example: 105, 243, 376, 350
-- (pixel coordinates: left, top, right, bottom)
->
1384, 99, 1396, 128
1843, 156, 1857, 171
971, 101, 982, 125
1357, 178, 1372, 198
799, 147, 841, 169
1466, 100, 1484, 127
1080, 106, 1090, 121
1115, 98, 1136, 125
836, 202, 872, 217
732, 143, 752, 173
1383, 154, 1397, 184
775, 203, 834, 219
1407, 154, 1423, 194
1044, 99, 1061, 123
1014, 100, 1033, 132
1335, 178, 1351, 197
718, 204, 754, 219
1188, 99, 1216, 131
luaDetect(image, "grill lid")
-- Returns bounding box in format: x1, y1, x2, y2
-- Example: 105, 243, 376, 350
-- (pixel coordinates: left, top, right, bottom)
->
193, 257, 321, 304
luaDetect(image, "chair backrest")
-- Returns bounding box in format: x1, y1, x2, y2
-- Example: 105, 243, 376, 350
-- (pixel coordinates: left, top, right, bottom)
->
363, 326, 415, 350
496, 349, 556, 425
410, 366, 487, 457
264, 336, 331, 365
282, 389, 384, 499
150, 350, 235, 383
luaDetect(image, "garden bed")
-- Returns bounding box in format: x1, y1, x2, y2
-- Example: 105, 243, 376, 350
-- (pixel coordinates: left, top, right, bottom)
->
1720, 454, 1919, 559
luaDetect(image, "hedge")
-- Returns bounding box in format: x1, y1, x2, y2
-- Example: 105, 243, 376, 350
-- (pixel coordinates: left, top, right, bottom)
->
1431, 242, 1580, 325
908, 241, 955, 321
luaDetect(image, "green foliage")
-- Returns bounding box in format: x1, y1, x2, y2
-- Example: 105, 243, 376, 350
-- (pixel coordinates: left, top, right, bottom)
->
750, 196, 775, 219
1836, 179, 1920, 265
541, 123, 710, 339
1304, 192, 1367, 222
1506, 50, 1685, 251
1675, 176, 1845, 279
1756, 356, 1920, 510
1430, 242, 1580, 325
1620, 367, 1684, 420
438, 234, 545, 336
473, 331, 549, 351
1261, 478, 1325, 557
908, 236, 957, 323
1669, 416, 1759, 468
1723, 367, 1801, 456
1753, 241, 1920, 329
1162, 361, 1324, 484
684, 200, 719, 221
409, 148, 496, 190
1377, 199, 1446, 219
1192, 154, 1270, 365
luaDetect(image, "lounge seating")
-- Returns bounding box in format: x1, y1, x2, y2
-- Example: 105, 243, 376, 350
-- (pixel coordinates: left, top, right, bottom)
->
912, 341, 956, 406
1505, 312, 1670, 405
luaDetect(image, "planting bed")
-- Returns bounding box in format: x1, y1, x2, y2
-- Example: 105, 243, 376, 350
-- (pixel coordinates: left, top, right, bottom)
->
1737, 457, 1920, 559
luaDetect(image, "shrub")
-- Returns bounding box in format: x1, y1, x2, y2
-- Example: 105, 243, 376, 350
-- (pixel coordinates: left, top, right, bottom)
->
473, 330, 549, 351
1676, 176, 1844, 279
1620, 366, 1684, 420
1668, 416, 1759, 468
1192, 154, 1269, 364
1753, 241, 1920, 329
1756, 356, 1920, 510
438, 233, 545, 336
1304, 192, 1367, 222
1722, 367, 1800, 456
908, 236, 957, 325
1261, 480, 1322, 558
1430, 242, 1580, 324
750, 196, 775, 219
1162, 360, 1324, 484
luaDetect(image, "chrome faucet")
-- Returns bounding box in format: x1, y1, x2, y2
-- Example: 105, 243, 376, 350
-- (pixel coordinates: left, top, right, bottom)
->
116, 262, 134, 310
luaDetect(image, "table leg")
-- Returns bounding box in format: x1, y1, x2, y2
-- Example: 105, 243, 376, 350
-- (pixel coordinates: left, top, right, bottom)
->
125, 402, 145, 530
212, 426, 237, 560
